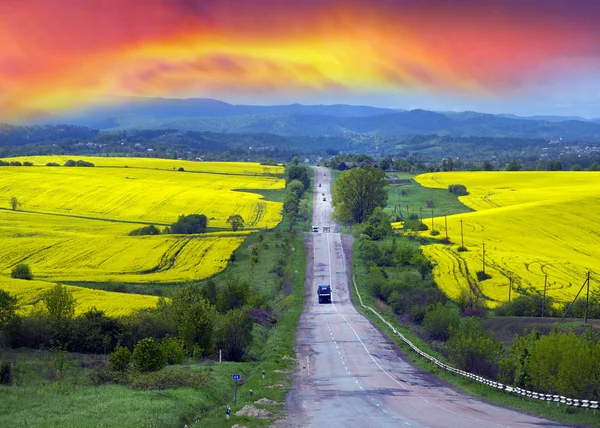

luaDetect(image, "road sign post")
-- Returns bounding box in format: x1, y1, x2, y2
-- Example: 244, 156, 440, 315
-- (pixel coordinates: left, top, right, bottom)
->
232, 374, 241, 405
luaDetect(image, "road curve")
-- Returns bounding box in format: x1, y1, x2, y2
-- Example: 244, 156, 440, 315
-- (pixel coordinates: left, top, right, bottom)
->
279, 166, 565, 428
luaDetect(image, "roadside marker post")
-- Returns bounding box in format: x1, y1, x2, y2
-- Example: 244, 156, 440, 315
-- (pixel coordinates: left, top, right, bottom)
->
232, 374, 241, 405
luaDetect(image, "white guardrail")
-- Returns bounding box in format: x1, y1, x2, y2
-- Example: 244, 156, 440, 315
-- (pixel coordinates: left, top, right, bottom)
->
352, 275, 599, 411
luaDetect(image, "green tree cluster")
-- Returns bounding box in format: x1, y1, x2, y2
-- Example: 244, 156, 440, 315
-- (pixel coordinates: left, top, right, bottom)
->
11, 263, 31, 280
64, 159, 95, 167
168, 214, 208, 234
332, 164, 388, 224
447, 184, 468, 196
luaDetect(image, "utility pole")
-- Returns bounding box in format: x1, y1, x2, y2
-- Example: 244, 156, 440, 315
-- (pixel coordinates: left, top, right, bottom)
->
460, 219, 465, 249
542, 274, 547, 318
444, 215, 448, 240
431, 209, 434, 232
420, 207, 423, 225
482, 241, 486, 274
508, 278, 512, 302
585, 271, 591, 324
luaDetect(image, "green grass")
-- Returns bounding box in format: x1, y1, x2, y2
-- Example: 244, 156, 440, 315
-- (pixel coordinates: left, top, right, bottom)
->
350, 243, 600, 427
384, 173, 472, 220
0, 177, 309, 427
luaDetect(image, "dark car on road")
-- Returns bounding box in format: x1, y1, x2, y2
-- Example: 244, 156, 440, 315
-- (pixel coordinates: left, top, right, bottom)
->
318, 284, 331, 303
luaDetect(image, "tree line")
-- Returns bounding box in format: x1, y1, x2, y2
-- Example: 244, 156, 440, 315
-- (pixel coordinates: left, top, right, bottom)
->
129, 213, 245, 236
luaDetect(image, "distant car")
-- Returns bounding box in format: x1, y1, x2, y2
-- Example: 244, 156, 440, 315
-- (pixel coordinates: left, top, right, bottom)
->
312, 225, 319, 232
318, 284, 332, 304
323, 196, 326, 201
318, 183, 322, 187
322, 193, 325, 196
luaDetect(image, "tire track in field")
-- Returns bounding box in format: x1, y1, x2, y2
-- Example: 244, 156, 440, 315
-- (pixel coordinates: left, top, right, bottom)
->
139, 238, 190, 274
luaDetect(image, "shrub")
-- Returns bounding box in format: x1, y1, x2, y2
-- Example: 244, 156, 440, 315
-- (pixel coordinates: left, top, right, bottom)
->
448, 184, 468, 196
128, 366, 209, 390
46, 162, 60, 167
109, 346, 132, 372
430, 230, 440, 236
71, 308, 125, 353
422, 303, 460, 341
161, 336, 185, 365
446, 318, 503, 378
476, 270, 491, 281
11, 263, 32, 280
0, 361, 12, 385
495, 294, 557, 317
177, 167, 184, 171
23, 161, 33, 166
133, 338, 166, 373
128, 224, 160, 236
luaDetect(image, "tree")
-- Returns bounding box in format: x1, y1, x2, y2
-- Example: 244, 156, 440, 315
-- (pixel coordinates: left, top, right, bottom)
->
11, 263, 32, 280
178, 299, 215, 356
43, 284, 76, 343
109, 345, 132, 372
332, 165, 388, 224
506, 160, 522, 171
169, 214, 208, 234
10, 197, 20, 211
482, 160, 495, 171
286, 179, 305, 198
133, 338, 166, 373
547, 160, 562, 171
0, 290, 18, 330
215, 309, 254, 361
226, 214, 245, 231
71, 308, 125, 354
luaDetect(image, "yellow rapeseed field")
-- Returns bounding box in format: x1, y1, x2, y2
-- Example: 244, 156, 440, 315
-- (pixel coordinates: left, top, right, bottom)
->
0, 157, 284, 310
3, 155, 284, 176
0, 277, 159, 317
0, 157, 284, 228
405, 172, 600, 306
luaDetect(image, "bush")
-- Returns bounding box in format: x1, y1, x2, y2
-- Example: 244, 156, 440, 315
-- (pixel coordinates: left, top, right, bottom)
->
161, 336, 185, 365
128, 366, 209, 390
495, 294, 557, 317
23, 161, 33, 166
476, 270, 491, 281
71, 308, 125, 353
109, 346, 132, 372
128, 224, 160, 236
11, 263, 32, 280
133, 338, 166, 373
46, 162, 60, 167
446, 318, 503, 378
448, 184, 468, 196
422, 303, 460, 341
0, 360, 12, 385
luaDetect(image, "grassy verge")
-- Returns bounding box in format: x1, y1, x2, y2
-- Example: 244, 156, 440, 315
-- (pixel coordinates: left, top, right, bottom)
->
350, 242, 600, 427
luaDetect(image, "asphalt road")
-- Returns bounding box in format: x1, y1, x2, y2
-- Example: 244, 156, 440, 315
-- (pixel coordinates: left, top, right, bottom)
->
280, 166, 565, 428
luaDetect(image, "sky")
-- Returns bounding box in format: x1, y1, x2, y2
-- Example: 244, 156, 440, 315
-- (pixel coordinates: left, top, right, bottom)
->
2, 0, 600, 121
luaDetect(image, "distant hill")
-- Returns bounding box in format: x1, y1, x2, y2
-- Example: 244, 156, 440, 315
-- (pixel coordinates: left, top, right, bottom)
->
39, 97, 401, 127
23, 97, 600, 143
98, 109, 600, 142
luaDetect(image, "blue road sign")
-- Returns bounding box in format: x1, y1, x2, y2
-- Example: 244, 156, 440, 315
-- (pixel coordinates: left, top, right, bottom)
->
232, 374, 241, 380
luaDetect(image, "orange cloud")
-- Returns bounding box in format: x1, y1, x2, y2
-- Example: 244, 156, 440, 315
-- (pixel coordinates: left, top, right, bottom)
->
1, 0, 599, 121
